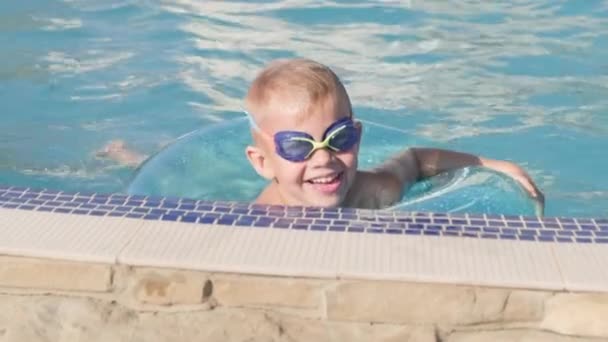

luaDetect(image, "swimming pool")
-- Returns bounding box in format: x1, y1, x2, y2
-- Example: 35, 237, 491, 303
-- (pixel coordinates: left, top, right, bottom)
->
1, 0, 607, 218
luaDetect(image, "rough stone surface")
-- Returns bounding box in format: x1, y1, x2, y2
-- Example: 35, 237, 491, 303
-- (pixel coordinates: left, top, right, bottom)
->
0, 295, 436, 342
503, 290, 551, 322
542, 293, 608, 338
0, 256, 112, 292
129, 268, 212, 306
212, 275, 322, 309
447, 329, 606, 342
326, 281, 509, 325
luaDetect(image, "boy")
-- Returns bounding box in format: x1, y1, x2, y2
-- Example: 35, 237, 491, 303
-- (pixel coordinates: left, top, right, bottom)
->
243, 58, 544, 210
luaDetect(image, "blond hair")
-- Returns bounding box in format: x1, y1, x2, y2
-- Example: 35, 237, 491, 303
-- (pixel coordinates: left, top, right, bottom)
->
245, 58, 352, 125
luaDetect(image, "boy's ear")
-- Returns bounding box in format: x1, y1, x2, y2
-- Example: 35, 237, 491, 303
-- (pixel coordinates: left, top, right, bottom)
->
245, 145, 275, 180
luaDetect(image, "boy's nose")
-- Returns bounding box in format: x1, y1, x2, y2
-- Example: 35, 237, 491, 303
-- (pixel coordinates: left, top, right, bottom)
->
308, 147, 333, 165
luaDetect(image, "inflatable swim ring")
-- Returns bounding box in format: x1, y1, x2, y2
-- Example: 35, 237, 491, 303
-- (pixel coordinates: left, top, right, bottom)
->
127, 116, 542, 216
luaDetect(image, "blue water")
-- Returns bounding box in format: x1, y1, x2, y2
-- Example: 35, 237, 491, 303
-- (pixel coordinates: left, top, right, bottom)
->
1, 0, 607, 218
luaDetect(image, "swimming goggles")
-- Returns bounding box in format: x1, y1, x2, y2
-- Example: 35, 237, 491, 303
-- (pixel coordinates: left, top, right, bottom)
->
246, 112, 360, 162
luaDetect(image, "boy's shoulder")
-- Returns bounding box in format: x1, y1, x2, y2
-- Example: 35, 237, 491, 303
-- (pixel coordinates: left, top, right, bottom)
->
345, 170, 403, 209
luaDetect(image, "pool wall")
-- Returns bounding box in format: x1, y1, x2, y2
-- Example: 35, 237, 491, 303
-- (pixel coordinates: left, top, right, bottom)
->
2, 256, 608, 341
1, 186, 608, 341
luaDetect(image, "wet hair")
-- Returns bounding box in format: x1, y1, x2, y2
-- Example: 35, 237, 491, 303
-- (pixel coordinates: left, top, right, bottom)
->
245, 58, 352, 126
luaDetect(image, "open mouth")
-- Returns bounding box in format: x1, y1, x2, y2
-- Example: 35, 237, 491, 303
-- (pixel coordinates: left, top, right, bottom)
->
306, 172, 344, 194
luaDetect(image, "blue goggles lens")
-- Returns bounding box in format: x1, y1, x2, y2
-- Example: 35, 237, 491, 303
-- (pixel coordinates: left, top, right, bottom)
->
274, 117, 359, 162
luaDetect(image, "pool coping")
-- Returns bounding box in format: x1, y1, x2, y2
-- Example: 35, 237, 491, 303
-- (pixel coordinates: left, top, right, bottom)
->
1, 184, 608, 293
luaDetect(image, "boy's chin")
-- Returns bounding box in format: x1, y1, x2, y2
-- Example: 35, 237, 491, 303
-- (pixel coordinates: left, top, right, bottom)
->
304, 194, 344, 208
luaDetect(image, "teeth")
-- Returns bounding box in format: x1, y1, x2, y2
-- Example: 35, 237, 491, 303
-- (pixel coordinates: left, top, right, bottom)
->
310, 175, 337, 184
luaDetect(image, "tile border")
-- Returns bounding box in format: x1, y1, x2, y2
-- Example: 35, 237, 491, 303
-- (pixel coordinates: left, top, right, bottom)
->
1, 184, 607, 244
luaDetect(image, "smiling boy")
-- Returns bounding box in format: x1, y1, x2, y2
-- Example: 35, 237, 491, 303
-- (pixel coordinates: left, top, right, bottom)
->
244, 58, 544, 210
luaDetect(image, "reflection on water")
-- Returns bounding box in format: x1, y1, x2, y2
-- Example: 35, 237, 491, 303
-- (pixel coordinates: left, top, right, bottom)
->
1, 0, 607, 217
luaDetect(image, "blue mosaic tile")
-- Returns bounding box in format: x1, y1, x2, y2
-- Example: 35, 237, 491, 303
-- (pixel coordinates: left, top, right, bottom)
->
2, 185, 607, 245
213, 206, 231, 213
158, 201, 178, 209
520, 229, 537, 236
501, 228, 518, 235
446, 225, 462, 232
304, 212, 322, 218
250, 209, 268, 216
148, 208, 167, 215
162, 214, 181, 221
408, 223, 425, 230
488, 220, 505, 226
325, 225, 343, 232
132, 207, 150, 214
142, 201, 161, 208
231, 208, 249, 215
199, 216, 217, 224
181, 214, 199, 223
108, 212, 127, 217
348, 226, 365, 233
538, 235, 555, 242
254, 219, 275, 227
580, 224, 597, 231
506, 221, 524, 228
273, 221, 291, 229
482, 227, 500, 233
519, 235, 536, 241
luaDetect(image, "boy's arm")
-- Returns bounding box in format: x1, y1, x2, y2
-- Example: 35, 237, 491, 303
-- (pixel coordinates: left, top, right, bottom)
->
373, 147, 544, 205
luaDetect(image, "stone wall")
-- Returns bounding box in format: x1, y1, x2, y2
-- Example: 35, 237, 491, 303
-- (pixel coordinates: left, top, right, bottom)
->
1, 256, 607, 342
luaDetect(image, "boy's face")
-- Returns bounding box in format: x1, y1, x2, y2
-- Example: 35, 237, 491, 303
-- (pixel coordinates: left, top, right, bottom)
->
247, 95, 361, 208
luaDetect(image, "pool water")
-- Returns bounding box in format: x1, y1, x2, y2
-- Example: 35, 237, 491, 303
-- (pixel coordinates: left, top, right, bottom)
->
1, 0, 607, 218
